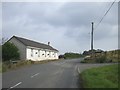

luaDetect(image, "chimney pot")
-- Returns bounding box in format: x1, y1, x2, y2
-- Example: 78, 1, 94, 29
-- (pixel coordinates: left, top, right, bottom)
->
48, 42, 50, 45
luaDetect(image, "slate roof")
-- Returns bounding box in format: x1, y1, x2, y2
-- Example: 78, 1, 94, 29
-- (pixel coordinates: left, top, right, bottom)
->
12, 36, 58, 52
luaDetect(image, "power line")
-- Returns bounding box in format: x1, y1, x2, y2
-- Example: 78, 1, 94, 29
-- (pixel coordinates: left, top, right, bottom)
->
94, 0, 116, 30
94, 2, 111, 24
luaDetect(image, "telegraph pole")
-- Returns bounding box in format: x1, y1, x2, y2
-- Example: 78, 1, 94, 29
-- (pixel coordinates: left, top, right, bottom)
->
91, 22, 94, 51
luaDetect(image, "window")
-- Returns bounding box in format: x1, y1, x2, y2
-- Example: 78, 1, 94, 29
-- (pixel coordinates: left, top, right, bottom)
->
31, 49, 33, 57
45, 51, 46, 57
38, 50, 40, 57
49, 52, 51, 57
53, 53, 54, 56
54, 53, 56, 57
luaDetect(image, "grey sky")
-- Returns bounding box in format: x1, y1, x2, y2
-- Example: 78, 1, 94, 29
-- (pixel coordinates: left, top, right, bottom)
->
2, 2, 118, 54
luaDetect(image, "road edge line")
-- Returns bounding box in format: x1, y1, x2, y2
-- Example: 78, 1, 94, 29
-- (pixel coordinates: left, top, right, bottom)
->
77, 66, 81, 74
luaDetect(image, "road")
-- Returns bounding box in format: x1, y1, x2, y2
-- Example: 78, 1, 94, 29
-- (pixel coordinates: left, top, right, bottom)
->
2, 58, 113, 89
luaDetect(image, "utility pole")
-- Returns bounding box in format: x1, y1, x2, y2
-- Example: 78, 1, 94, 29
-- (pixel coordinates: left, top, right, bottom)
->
91, 22, 94, 51
90, 22, 94, 59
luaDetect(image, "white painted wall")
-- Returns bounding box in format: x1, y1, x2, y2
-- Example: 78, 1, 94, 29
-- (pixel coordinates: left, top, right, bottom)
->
9, 37, 58, 61
26, 46, 58, 61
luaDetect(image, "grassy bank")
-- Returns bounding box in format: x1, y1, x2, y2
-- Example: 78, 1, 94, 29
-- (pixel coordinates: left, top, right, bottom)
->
81, 64, 118, 88
0, 63, 2, 73
2, 59, 59, 73
81, 50, 120, 63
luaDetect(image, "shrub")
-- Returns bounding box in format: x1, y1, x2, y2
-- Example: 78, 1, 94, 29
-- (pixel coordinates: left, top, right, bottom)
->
2, 42, 20, 61
80, 60, 87, 63
64, 52, 82, 59
2, 63, 9, 72
95, 54, 106, 63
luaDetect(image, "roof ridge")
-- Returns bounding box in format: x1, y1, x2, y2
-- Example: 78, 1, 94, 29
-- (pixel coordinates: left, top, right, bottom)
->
14, 36, 48, 46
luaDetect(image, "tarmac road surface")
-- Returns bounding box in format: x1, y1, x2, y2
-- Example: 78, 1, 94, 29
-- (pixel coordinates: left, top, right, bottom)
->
2, 58, 114, 89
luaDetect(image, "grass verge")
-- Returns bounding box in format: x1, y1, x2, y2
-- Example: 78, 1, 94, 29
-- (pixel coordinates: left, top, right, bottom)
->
0, 63, 2, 73
81, 64, 119, 88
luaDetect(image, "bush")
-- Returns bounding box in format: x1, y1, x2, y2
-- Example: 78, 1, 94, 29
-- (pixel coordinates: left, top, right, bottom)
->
80, 60, 87, 63
64, 52, 82, 59
2, 60, 31, 72
95, 55, 106, 63
2, 42, 20, 61
2, 63, 9, 72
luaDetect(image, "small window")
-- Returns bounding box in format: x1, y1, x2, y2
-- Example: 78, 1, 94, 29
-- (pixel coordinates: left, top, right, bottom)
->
31, 49, 33, 57
45, 51, 46, 57
38, 50, 40, 57
36, 52, 37, 54
49, 52, 51, 57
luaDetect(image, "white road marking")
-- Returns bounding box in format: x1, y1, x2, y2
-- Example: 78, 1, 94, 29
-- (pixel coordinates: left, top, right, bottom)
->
31, 73, 39, 78
77, 66, 81, 74
8, 82, 22, 90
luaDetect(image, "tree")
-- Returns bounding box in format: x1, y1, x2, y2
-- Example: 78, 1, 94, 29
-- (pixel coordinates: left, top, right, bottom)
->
2, 42, 20, 61
64, 52, 82, 59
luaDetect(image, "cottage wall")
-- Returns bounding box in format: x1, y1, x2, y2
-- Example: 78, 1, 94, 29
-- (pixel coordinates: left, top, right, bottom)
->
26, 46, 58, 61
9, 38, 26, 60
9, 36, 59, 61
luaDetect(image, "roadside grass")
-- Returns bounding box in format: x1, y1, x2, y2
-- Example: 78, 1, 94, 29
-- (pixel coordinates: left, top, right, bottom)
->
81, 50, 120, 63
0, 63, 2, 73
81, 64, 118, 88
2, 59, 59, 73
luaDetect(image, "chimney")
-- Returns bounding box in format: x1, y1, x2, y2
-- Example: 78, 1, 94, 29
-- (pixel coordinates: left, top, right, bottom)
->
48, 42, 50, 46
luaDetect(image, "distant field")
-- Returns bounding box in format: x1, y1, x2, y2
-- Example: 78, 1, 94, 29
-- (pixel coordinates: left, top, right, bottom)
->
81, 64, 118, 88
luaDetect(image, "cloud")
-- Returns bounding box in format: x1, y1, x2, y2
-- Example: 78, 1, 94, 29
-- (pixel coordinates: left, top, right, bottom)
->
2, 2, 118, 54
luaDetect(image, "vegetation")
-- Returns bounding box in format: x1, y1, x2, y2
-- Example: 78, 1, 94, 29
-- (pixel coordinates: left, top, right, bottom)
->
81, 49, 119, 63
106, 50, 120, 63
2, 42, 20, 61
0, 45, 1, 73
0, 63, 2, 73
82, 49, 104, 56
1, 41, 59, 73
81, 64, 118, 88
64, 52, 83, 59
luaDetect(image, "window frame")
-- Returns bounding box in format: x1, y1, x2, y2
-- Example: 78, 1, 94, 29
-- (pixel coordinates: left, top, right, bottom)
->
31, 49, 33, 57
38, 50, 40, 57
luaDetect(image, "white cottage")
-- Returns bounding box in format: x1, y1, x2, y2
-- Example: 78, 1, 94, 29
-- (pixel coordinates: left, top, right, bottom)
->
8, 36, 59, 61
